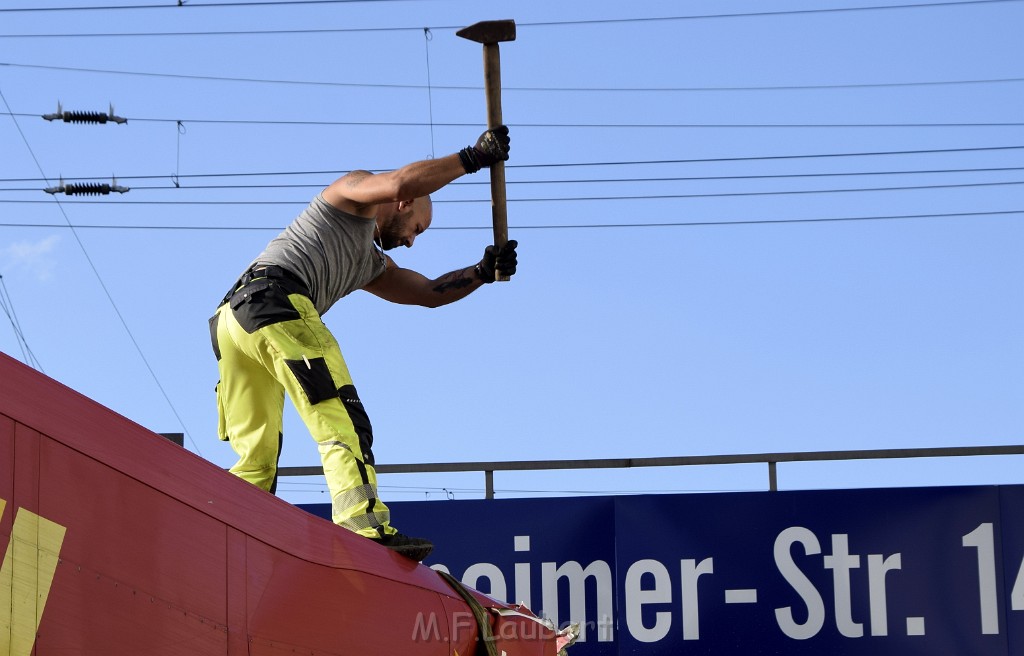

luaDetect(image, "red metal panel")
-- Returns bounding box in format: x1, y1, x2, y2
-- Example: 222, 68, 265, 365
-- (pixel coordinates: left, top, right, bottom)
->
0, 355, 453, 590
0, 352, 560, 656
243, 537, 452, 656
40, 563, 228, 655
35, 435, 228, 654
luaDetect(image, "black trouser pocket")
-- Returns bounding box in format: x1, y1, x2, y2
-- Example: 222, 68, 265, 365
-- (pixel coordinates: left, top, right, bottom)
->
286, 356, 337, 405
230, 279, 301, 333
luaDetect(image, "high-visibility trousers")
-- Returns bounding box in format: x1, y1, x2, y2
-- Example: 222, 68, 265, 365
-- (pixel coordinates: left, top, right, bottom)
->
209, 271, 396, 538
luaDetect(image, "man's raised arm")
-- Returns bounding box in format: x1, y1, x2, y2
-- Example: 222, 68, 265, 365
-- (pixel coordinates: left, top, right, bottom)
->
323, 127, 510, 215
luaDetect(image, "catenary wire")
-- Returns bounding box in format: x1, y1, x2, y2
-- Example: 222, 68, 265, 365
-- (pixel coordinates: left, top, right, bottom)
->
4, 62, 1023, 93
0, 0, 398, 11
1, 209, 1020, 231
3, 145, 1023, 183
6, 110, 1024, 128
4, 165, 1024, 191
2, 0, 1021, 20
2, 178, 1022, 204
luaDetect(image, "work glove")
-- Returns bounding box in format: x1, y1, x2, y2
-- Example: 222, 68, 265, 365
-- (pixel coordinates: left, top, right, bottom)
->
475, 239, 518, 282
459, 126, 511, 174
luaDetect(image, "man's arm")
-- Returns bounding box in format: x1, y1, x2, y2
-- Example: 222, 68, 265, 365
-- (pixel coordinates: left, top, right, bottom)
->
363, 241, 518, 308
363, 258, 484, 308
322, 127, 510, 216
323, 155, 465, 216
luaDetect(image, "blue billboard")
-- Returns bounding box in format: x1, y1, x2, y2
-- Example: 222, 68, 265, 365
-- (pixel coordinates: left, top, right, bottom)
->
301, 485, 1024, 655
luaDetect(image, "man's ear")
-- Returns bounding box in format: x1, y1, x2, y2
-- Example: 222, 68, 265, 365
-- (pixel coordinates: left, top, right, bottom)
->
398, 199, 415, 211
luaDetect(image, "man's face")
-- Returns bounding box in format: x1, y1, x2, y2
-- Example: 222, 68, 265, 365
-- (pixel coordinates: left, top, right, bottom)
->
378, 200, 432, 250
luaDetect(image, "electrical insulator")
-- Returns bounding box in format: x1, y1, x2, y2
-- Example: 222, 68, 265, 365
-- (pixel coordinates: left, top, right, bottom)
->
45, 177, 130, 196
64, 183, 112, 195
42, 101, 127, 125
62, 111, 112, 124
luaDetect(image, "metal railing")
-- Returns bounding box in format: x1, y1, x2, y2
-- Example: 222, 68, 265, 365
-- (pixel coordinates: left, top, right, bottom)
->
277, 444, 1024, 499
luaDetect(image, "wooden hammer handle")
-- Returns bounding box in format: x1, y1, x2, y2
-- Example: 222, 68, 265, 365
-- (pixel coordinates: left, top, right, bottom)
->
482, 42, 510, 282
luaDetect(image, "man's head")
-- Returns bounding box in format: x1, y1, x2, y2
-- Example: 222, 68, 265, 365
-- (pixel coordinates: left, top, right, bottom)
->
375, 196, 433, 250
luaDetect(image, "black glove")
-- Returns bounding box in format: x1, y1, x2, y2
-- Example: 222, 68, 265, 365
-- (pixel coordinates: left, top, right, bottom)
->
459, 126, 511, 174
475, 239, 518, 282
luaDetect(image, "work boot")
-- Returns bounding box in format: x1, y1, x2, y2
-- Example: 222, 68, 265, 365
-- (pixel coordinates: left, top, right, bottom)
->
375, 533, 433, 562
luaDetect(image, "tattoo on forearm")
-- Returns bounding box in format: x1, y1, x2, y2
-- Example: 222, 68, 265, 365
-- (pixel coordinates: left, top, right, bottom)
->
432, 268, 474, 294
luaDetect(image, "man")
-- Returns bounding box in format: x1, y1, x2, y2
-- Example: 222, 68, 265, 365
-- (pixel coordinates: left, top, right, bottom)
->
209, 127, 516, 561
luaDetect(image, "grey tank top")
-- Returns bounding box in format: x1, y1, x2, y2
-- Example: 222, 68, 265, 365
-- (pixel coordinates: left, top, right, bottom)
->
253, 194, 386, 315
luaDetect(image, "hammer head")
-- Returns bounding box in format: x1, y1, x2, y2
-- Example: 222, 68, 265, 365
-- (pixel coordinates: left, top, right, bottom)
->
456, 19, 516, 44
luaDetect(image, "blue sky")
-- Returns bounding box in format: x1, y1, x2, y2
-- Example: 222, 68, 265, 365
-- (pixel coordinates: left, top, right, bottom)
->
0, 0, 1021, 506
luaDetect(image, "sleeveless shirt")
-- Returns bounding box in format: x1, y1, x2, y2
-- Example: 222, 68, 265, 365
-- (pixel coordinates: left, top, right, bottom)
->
253, 194, 386, 315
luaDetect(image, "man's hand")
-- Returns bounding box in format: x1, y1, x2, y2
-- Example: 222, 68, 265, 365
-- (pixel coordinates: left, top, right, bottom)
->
475, 239, 518, 282
459, 126, 511, 174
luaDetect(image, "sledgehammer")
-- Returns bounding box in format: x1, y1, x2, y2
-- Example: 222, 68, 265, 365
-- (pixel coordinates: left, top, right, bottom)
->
457, 19, 516, 282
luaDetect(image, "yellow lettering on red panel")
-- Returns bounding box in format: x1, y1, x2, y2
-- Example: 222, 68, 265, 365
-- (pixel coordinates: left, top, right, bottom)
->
0, 498, 67, 656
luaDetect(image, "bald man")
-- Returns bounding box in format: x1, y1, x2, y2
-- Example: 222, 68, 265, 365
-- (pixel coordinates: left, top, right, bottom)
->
209, 127, 515, 561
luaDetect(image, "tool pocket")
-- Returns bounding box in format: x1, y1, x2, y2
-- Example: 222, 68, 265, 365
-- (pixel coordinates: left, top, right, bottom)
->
285, 356, 338, 406
229, 279, 301, 333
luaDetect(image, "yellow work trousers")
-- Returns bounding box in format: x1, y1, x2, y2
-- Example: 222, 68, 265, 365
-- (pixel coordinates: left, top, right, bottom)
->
209, 273, 395, 538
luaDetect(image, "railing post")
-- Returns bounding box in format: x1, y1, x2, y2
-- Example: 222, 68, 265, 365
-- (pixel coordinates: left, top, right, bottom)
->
485, 470, 494, 499
768, 461, 778, 491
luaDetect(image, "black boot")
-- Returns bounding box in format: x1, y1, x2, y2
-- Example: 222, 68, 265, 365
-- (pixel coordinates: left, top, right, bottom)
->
375, 533, 433, 562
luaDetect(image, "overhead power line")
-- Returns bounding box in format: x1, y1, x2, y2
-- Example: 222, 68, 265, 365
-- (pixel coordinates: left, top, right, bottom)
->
2, 145, 1023, 184
0, 209, 1020, 232
7, 109, 1024, 128
519, 145, 1024, 168
4, 166, 1024, 193
522, 0, 1024, 26
81, 166, 1024, 188
0, 0, 397, 11
2, 0, 1021, 19
107, 119, 1024, 128
2, 179, 1023, 205
4, 62, 1023, 93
